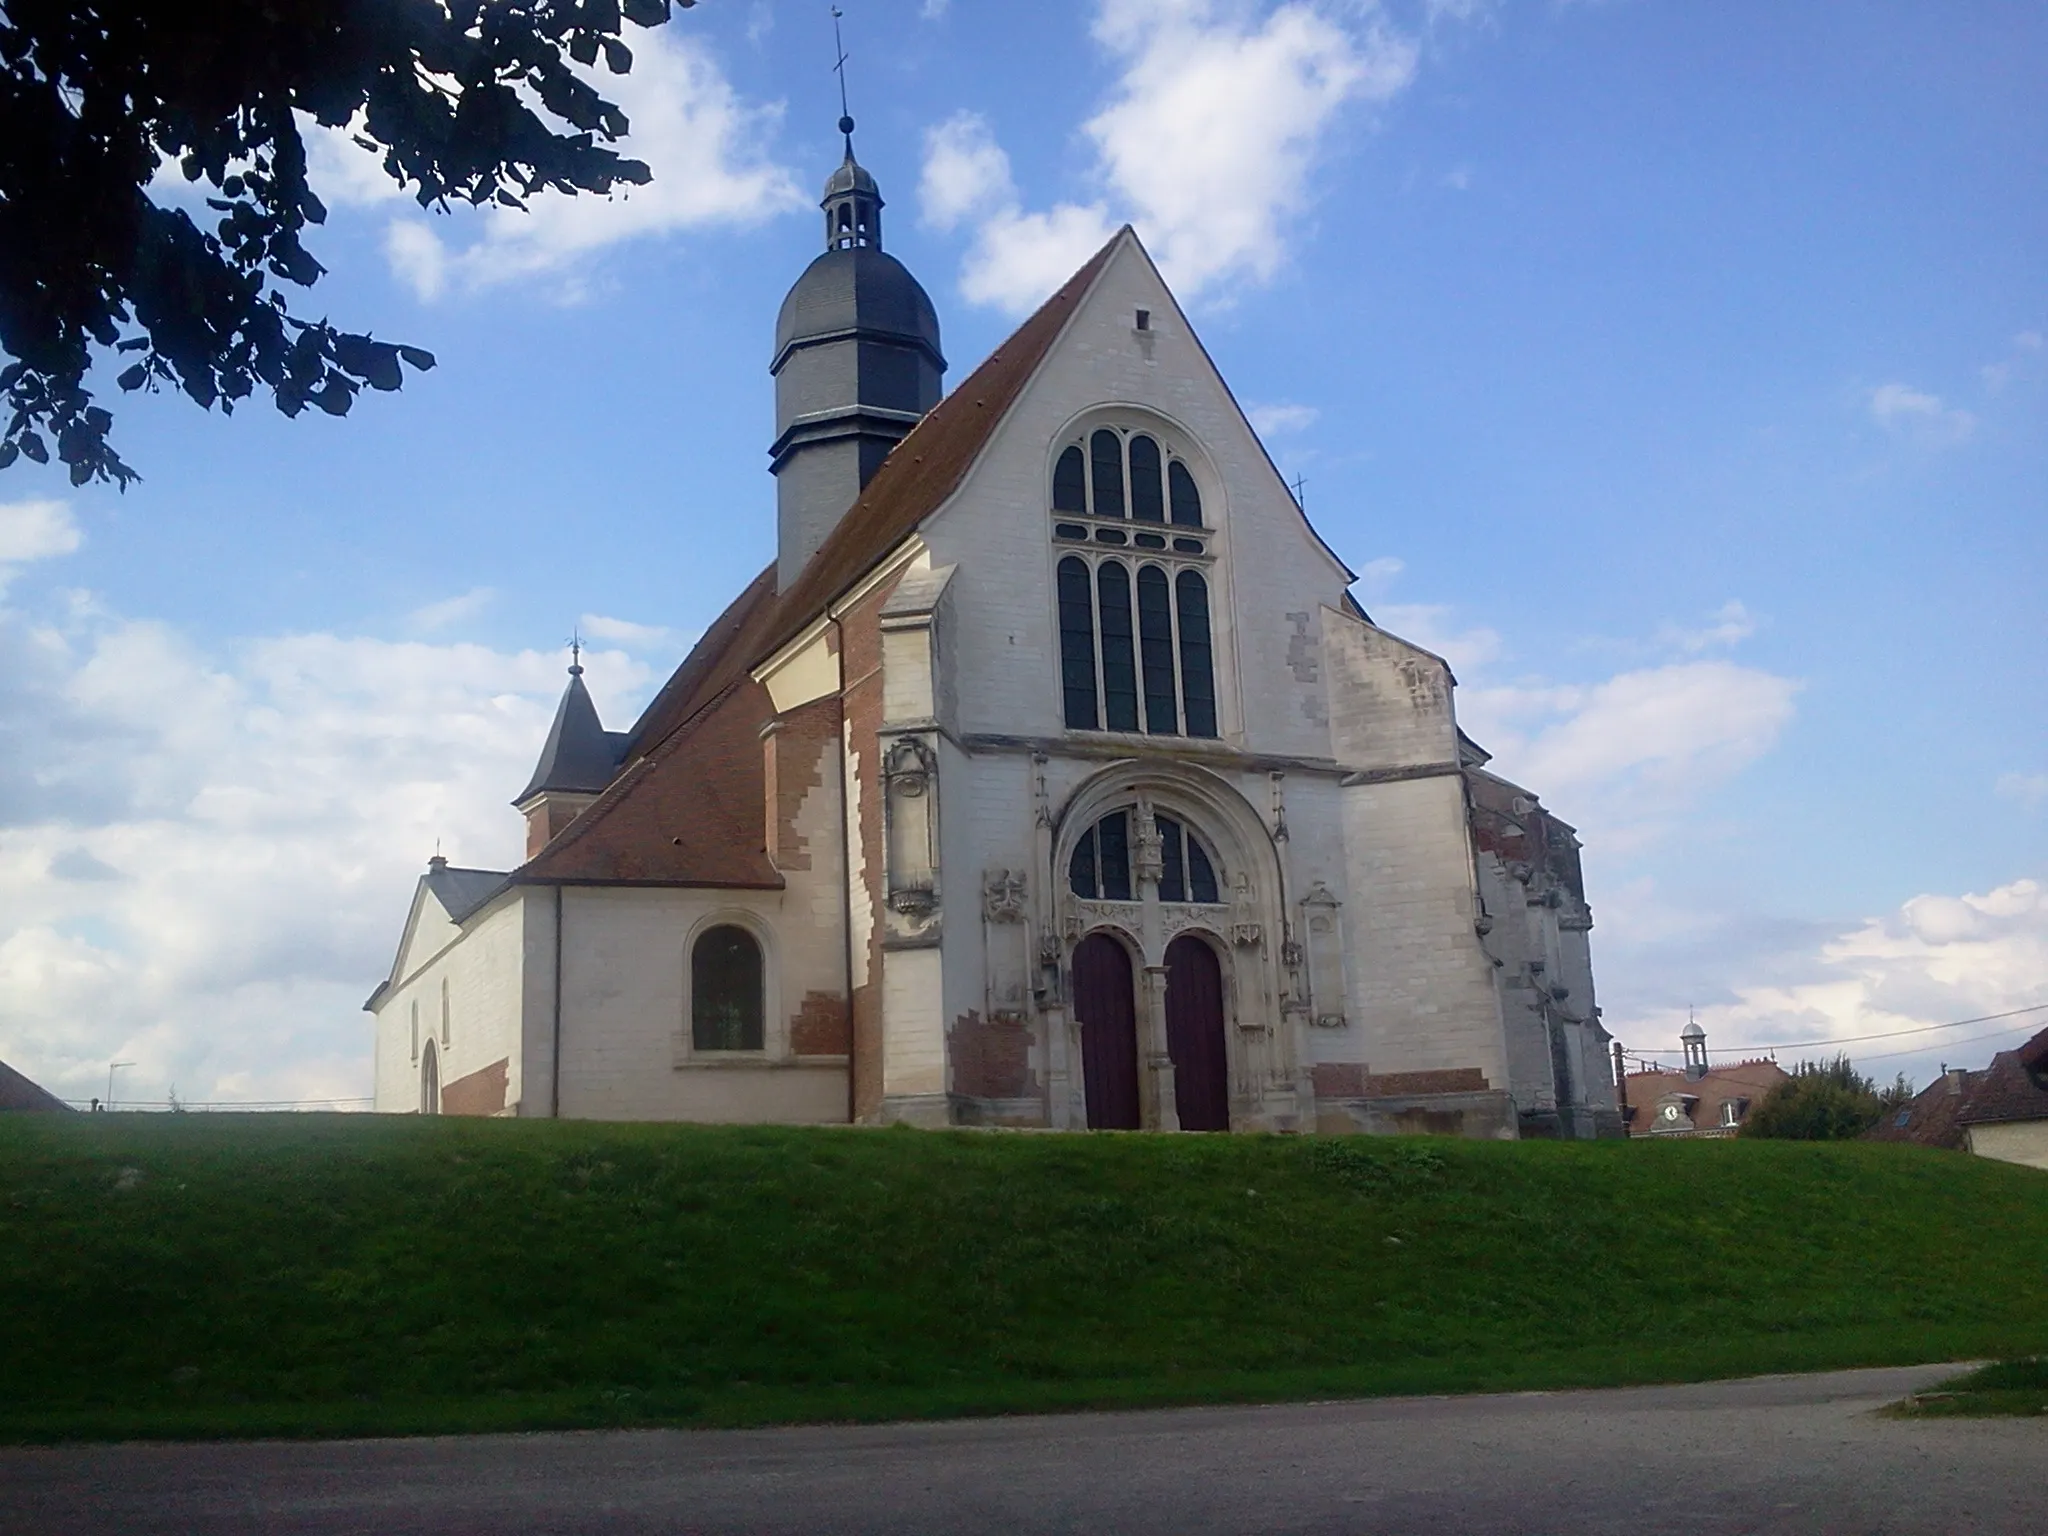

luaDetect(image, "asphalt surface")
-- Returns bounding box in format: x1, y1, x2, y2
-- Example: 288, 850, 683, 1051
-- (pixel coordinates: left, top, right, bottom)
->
5, 1364, 2043, 1535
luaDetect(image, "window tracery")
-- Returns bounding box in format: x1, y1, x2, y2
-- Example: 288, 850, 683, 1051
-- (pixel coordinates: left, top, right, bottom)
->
1051, 422, 1219, 738
1067, 809, 1221, 904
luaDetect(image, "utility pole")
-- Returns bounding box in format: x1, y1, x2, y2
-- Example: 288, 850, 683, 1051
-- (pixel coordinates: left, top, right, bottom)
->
106, 1060, 134, 1110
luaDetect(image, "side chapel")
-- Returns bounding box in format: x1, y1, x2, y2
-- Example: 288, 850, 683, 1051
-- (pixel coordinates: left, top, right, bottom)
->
367, 125, 1623, 1139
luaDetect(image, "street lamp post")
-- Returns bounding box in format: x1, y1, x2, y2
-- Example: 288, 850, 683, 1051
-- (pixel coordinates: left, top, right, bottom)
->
106, 1060, 135, 1111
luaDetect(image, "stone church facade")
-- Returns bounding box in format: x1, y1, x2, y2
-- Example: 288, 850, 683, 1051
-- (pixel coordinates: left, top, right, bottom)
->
367, 133, 1622, 1139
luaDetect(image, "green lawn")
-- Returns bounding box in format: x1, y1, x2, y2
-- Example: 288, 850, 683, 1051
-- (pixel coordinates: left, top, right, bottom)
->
3, 1114, 2045, 1441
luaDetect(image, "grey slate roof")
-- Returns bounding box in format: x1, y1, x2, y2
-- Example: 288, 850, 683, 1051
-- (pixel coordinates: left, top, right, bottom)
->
1, 1057, 72, 1111
516, 668, 627, 803
424, 861, 509, 925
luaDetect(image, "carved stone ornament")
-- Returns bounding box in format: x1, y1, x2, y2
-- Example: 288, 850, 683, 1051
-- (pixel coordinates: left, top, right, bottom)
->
983, 868, 1028, 923
1280, 938, 1304, 970
1133, 808, 1164, 887
1312, 1012, 1347, 1030
1038, 927, 1063, 967
1231, 922, 1264, 949
889, 886, 936, 918
883, 736, 936, 794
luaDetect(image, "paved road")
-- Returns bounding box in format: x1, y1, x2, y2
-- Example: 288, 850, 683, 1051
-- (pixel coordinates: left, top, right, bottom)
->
6, 1364, 2043, 1535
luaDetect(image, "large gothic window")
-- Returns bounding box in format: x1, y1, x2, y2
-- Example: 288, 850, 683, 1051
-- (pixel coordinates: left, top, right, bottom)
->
1067, 811, 1222, 904
1053, 425, 1218, 738
691, 925, 765, 1052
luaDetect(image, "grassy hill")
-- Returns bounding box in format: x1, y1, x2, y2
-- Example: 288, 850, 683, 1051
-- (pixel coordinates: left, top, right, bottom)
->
3, 1114, 2045, 1440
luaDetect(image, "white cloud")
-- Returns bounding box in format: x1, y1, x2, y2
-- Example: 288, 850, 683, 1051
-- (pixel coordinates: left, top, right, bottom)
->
919, 112, 1016, 233
1463, 661, 1800, 852
1997, 772, 2048, 810
1246, 401, 1320, 436
1375, 602, 1502, 676
2015, 330, 2044, 352
1656, 598, 1758, 655
1867, 381, 1975, 447
578, 612, 678, 650
301, 113, 408, 210
0, 589, 656, 1107
928, 0, 1418, 313
1618, 879, 2048, 1087
1354, 555, 1404, 596
407, 587, 495, 632
0, 500, 81, 588
1439, 164, 1472, 191
382, 29, 802, 300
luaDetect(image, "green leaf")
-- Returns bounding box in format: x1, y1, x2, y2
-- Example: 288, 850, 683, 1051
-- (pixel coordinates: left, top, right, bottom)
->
118, 364, 149, 391
602, 39, 632, 74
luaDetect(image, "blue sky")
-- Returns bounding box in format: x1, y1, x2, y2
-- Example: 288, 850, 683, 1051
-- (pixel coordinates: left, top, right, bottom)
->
1, 0, 2043, 1105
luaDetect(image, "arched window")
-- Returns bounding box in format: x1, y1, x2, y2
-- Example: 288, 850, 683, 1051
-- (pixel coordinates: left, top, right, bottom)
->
420, 1040, 440, 1115
1057, 556, 1099, 729
1129, 434, 1164, 522
1089, 429, 1126, 517
1096, 561, 1139, 732
1053, 445, 1087, 513
692, 925, 765, 1052
409, 998, 419, 1063
1176, 571, 1218, 738
1136, 565, 1177, 735
1068, 810, 1222, 903
439, 976, 450, 1046
1169, 461, 1202, 526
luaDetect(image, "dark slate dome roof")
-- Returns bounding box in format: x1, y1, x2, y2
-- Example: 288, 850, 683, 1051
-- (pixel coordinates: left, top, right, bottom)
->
823, 154, 878, 200
773, 246, 944, 369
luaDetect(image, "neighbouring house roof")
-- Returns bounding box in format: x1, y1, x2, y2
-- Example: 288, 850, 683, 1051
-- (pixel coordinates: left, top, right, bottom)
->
1623, 1059, 1789, 1134
0, 1057, 72, 1112
1956, 1024, 2048, 1128
1865, 1069, 1980, 1151
517, 666, 629, 803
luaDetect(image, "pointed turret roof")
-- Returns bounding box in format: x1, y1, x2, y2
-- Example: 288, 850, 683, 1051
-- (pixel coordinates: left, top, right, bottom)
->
515, 661, 627, 804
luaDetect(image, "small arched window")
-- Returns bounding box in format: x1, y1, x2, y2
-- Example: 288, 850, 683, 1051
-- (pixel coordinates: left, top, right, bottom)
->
1155, 815, 1221, 903
409, 998, 419, 1063
420, 1040, 440, 1115
1129, 435, 1164, 522
1169, 461, 1202, 526
692, 925, 765, 1052
1089, 429, 1126, 517
439, 976, 450, 1046
1053, 445, 1087, 513
1096, 560, 1139, 732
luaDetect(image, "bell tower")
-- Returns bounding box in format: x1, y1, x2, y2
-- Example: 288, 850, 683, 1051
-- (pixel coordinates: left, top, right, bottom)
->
768, 114, 945, 591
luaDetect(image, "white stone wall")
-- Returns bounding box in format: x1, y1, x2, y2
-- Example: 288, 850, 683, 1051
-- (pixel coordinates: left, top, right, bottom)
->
1336, 774, 1509, 1087
1967, 1120, 2048, 1171
552, 884, 847, 1124
370, 886, 529, 1114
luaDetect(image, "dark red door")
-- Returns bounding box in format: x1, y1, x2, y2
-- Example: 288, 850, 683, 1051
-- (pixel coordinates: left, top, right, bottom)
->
1073, 934, 1140, 1130
1165, 935, 1230, 1131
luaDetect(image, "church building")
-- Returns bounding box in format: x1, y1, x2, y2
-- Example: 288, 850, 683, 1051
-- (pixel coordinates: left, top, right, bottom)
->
366, 125, 1622, 1139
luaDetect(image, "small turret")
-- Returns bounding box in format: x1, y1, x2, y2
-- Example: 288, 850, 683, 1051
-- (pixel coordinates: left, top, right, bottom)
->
514, 650, 626, 857
1681, 1018, 1709, 1081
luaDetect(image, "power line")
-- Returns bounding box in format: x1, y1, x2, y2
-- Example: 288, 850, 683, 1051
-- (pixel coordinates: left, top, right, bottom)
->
1627, 1000, 2048, 1066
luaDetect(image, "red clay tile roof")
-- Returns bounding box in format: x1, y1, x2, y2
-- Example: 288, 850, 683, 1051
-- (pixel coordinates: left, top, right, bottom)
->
622, 229, 1125, 765
511, 231, 1124, 891
1624, 1059, 1789, 1133
515, 678, 782, 888
1957, 1025, 2048, 1127
1864, 1070, 1978, 1150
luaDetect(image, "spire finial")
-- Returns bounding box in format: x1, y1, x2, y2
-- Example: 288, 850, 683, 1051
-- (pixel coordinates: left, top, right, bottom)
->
567, 629, 583, 677
831, 6, 855, 150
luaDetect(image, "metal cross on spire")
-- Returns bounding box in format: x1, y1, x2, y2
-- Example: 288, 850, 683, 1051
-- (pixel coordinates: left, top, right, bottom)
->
567, 628, 583, 675
831, 6, 855, 142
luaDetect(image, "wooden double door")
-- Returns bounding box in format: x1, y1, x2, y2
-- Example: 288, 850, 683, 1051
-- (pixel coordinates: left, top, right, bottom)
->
1072, 933, 1230, 1131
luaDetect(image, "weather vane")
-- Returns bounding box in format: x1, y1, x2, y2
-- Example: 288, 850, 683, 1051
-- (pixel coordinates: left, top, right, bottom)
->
567, 628, 583, 674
